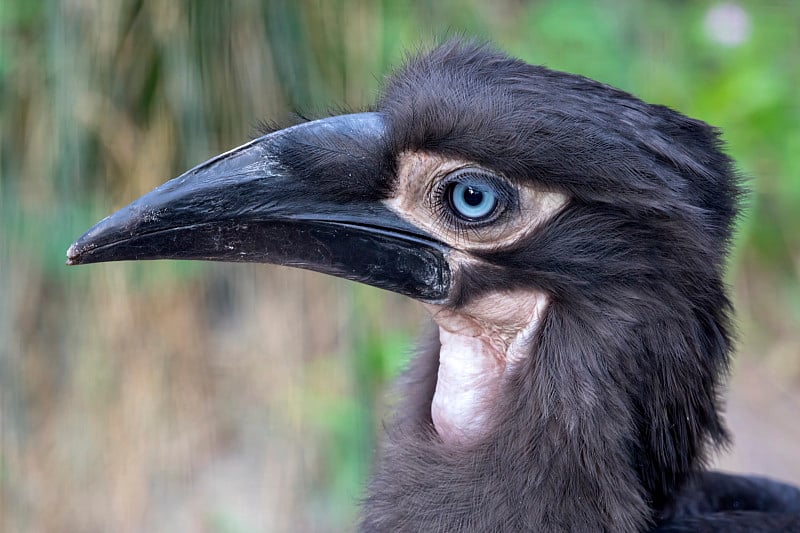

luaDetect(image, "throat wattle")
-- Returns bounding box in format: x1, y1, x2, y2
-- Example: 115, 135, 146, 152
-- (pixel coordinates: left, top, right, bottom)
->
432, 328, 505, 443
426, 290, 550, 443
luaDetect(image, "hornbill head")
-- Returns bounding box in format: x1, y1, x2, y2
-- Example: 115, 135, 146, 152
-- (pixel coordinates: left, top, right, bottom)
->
68, 41, 740, 530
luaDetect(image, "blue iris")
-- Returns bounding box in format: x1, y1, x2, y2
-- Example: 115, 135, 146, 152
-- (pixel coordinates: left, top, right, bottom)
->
450, 182, 497, 220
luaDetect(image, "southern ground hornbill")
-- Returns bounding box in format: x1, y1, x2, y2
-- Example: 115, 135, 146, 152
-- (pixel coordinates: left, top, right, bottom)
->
68, 41, 800, 531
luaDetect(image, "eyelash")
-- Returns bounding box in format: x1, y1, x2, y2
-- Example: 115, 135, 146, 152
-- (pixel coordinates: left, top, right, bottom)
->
429, 170, 517, 234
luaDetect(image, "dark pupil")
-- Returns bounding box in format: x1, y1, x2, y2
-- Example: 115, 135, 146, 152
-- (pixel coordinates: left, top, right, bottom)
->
463, 187, 484, 206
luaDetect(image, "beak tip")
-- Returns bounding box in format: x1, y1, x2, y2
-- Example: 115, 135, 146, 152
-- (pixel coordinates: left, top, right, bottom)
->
66, 241, 88, 266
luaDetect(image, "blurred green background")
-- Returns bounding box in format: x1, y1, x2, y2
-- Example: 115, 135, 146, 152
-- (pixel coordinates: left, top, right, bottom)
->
1, 1, 799, 531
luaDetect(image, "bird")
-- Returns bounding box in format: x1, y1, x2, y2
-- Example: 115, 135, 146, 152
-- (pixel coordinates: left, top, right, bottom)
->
67, 41, 800, 532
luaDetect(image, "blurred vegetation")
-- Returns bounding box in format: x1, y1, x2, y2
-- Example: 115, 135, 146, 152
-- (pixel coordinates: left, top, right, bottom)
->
1, 1, 799, 531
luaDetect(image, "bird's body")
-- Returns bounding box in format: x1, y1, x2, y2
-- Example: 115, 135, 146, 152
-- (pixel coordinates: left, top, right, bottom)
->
68, 41, 800, 531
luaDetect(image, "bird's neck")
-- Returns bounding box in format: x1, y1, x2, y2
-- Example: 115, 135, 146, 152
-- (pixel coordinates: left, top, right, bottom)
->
362, 298, 729, 532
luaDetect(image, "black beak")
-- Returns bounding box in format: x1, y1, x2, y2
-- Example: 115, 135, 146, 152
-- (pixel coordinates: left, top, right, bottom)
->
67, 113, 451, 303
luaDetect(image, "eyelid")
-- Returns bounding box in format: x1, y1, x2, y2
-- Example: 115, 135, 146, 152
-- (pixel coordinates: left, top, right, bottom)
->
431, 168, 518, 230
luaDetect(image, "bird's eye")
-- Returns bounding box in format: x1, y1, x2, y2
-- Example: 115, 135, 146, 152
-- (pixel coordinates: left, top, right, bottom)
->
440, 169, 512, 225
449, 182, 497, 221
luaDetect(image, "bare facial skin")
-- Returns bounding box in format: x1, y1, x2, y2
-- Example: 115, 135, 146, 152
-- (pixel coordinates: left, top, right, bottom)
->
425, 291, 549, 443
386, 151, 567, 443
387, 151, 568, 251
